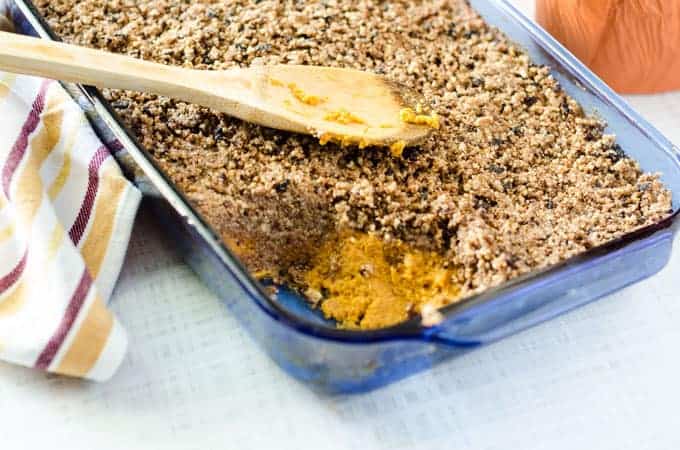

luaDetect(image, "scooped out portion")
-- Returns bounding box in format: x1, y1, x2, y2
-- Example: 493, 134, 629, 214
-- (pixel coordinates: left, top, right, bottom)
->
304, 231, 461, 329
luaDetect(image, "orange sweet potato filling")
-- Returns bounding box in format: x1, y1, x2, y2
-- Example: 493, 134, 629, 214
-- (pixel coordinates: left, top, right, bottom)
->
303, 231, 461, 329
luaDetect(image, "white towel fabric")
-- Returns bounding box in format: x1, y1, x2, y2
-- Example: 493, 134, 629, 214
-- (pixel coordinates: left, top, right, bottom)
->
0, 3, 141, 381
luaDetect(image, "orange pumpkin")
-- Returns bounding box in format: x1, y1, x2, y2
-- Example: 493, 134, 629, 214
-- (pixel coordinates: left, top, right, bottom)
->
537, 0, 680, 93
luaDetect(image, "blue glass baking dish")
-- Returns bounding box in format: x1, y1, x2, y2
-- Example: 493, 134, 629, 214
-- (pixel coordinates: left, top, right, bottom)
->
9, 0, 680, 393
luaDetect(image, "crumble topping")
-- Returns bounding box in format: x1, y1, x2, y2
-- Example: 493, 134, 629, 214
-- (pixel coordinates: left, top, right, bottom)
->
37, 0, 672, 329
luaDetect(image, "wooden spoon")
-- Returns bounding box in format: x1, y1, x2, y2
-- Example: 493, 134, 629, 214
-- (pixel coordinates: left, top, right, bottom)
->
0, 31, 436, 149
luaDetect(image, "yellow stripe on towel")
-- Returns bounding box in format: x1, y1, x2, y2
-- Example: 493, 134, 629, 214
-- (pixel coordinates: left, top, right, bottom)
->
0, 73, 16, 103
0, 281, 28, 317
15, 89, 64, 225
80, 162, 129, 279
0, 223, 68, 317
48, 115, 83, 201
55, 295, 114, 378
0, 223, 13, 243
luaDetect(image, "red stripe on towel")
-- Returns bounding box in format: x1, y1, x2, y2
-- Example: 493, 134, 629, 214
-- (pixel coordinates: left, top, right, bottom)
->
68, 145, 110, 245
1, 80, 51, 199
0, 250, 28, 294
34, 269, 93, 370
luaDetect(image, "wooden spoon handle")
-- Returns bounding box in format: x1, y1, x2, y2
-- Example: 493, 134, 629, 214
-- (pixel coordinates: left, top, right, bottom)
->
0, 30, 196, 98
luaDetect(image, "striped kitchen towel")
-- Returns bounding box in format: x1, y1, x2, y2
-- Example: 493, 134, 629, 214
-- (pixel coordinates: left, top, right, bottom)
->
0, 12, 141, 380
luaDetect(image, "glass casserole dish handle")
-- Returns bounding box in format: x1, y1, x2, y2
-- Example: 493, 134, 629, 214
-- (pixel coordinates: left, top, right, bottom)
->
7, 0, 680, 393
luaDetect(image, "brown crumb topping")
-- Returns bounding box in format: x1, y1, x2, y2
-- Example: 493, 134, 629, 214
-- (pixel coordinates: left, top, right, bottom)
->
37, 0, 672, 329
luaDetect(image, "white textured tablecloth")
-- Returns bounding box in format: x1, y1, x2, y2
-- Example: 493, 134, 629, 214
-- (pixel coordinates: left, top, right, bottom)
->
2, 1, 680, 449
